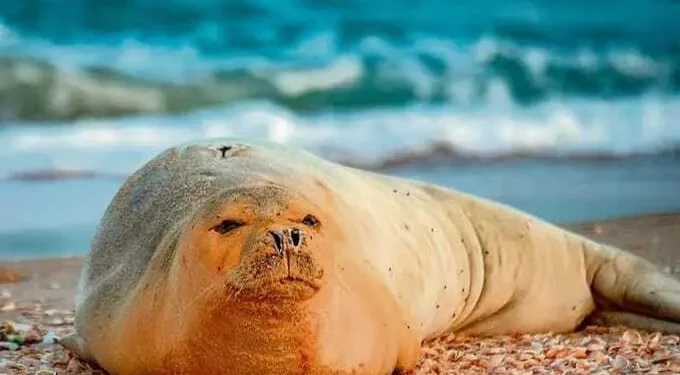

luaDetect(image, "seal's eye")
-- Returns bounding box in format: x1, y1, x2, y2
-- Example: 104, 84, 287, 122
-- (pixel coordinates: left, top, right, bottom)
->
302, 214, 320, 227
212, 219, 244, 234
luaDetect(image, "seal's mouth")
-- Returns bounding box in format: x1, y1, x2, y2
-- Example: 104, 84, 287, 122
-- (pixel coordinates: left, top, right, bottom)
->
222, 238, 325, 301
224, 268, 322, 302
225, 280, 320, 302
255, 274, 322, 299
277, 275, 321, 290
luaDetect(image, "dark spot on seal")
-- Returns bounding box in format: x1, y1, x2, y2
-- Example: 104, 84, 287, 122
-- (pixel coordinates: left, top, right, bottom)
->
462, 287, 465, 292
484, 251, 489, 255
389, 267, 392, 272
218, 145, 232, 158
403, 223, 409, 230
430, 228, 434, 232
459, 269, 464, 274
406, 324, 411, 329
406, 192, 410, 196
461, 238, 466, 243
650, 291, 655, 295
451, 312, 456, 318
393, 189, 397, 193
443, 285, 447, 290
436, 304, 440, 309
572, 306, 576, 311
217, 266, 222, 272
340, 267, 345, 271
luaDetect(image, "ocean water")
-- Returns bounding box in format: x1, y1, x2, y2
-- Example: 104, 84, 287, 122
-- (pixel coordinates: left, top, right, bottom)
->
1, 0, 679, 260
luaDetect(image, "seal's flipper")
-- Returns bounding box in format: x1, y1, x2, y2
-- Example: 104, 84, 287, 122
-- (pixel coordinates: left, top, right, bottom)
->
59, 333, 97, 364
584, 241, 680, 328
586, 310, 680, 334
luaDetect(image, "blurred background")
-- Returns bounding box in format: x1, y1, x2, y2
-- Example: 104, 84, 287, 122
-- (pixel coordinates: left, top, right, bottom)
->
1, 0, 679, 260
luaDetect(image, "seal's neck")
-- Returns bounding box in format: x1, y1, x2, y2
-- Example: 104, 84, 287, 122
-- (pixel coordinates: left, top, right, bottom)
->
108, 279, 332, 375
166, 300, 324, 375
331, 174, 485, 340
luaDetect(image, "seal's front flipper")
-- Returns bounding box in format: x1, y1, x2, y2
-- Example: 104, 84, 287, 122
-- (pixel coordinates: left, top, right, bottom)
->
59, 333, 97, 364
586, 310, 680, 334
585, 242, 680, 329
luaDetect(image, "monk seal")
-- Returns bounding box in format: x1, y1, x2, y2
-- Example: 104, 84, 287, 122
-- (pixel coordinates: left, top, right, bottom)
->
61, 138, 680, 375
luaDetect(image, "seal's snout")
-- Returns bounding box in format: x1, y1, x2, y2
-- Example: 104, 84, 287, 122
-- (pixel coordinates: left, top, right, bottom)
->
267, 228, 304, 256
264, 227, 311, 280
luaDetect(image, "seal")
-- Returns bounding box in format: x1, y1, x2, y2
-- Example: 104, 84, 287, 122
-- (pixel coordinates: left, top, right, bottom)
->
61, 139, 680, 375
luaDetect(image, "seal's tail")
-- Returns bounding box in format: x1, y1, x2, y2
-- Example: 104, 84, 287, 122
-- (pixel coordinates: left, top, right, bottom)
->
581, 238, 680, 333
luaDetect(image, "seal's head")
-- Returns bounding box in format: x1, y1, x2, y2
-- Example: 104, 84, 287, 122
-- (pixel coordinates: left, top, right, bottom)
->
172, 182, 336, 308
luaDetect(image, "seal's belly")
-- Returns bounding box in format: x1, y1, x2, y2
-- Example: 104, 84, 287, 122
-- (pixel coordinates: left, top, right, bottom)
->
453, 237, 597, 336
455, 287, 596, 336
430, 190, 599, 336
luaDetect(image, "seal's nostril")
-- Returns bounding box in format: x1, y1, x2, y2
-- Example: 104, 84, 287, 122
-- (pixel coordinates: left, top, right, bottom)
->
269, 231, 283, 255
290, 228, 301, 247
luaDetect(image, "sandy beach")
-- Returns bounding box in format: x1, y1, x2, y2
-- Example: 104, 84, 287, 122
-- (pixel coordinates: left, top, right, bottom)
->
1, 213, 679, 374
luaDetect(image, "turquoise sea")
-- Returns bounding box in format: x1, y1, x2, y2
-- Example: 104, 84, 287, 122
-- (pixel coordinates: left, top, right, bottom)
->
1, 0, 679, 260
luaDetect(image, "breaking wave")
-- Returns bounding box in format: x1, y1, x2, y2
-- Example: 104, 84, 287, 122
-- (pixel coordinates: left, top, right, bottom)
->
1, 0, 679, 173
2, 35, 680, 121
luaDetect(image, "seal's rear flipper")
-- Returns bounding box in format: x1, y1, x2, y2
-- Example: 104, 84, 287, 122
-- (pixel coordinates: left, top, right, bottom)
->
584, 241, 680, 330
59, 334, 97, 364
586, 310, 680, 334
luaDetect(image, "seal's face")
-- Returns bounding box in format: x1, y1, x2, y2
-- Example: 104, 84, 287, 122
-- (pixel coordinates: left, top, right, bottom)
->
179, 184, 331, 303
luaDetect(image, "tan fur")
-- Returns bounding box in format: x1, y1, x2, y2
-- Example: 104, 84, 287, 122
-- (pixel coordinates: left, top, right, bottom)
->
62, 139, 680, 375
